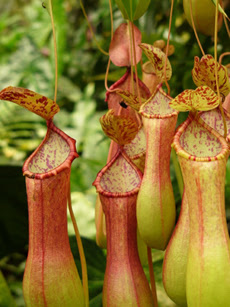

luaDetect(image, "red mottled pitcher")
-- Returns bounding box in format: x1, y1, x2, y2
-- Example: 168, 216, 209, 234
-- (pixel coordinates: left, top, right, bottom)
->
22, 121, 85, 307
93, 150, 154, 307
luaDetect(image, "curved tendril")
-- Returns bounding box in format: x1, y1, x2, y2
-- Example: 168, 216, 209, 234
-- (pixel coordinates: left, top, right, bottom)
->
80, 0, 109, 56
128, 21, 135, 95
219, 52, 230, 64
49, 0, 58, 102
130, 22, 142, 129
189, 0, 205, 56
147, 247, 158, 307
215, 0, 227, 138
104, 58, 118, 93
67, 183, 89, 307
109, 0, 114, 39
104, 58, 124, 94
104, 0, 122, 94
163, 0, 174, 96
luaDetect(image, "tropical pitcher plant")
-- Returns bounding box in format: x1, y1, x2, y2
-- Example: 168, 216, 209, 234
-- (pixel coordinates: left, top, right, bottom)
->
1, 0, 230, 306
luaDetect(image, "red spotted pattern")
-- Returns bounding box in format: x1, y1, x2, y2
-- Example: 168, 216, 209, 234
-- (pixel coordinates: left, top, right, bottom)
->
139, 44, 172, 81
0, 86, 59, 120
100, 109, 139, 145
169, 86, 220, 112
192, 55, 230, 97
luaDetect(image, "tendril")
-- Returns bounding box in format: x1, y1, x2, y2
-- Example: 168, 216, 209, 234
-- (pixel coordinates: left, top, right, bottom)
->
163, 0, 174, 96
80, 0, 109, 56
214, 0, 227, 138
189, 0, 205, 56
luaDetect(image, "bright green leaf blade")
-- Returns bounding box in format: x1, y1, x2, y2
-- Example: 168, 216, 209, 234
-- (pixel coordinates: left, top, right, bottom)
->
42, 0, 51, 15
211, 0, 229, 19
122, 0, 138, 21
51, 0, 67, 77
133, 0, 151, 20
115, 0, 150, 21
0, 271, 17, 307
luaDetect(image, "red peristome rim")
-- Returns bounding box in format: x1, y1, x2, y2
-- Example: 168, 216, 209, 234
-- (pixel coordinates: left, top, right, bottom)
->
139, 85, 178, 119
22, 120, 79, 179
172, 113, 229, 162
93, 149, 143, 198
129, 150, 146, 161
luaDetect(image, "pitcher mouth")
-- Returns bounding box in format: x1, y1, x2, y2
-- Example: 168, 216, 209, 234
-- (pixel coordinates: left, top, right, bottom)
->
23, 121, 78, 180
139, 85, 178, 119
198, 108, 230, 144
172, 114, 229, 162
93, 149, 143, 198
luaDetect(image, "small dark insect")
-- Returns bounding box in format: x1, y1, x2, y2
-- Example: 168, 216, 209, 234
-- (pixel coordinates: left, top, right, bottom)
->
120, 101, 128, 109
42, 2, 46, 8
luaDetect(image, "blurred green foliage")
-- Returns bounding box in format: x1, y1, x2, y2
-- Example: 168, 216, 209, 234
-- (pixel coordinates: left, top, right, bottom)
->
0, 0, 230, 306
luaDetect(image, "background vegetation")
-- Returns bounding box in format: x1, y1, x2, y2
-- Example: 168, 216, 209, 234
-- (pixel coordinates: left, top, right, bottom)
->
0, 0, 230, 306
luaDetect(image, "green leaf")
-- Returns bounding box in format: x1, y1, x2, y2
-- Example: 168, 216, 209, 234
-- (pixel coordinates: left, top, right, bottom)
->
114, 0, 129, 20
42, 0, 51, 15
122, 0, 138, 21
211, 0, 229, 18
133, 0, 151, 20
115, 0, 150, 21
0, 271, 17, 307
51, 0, 67, 77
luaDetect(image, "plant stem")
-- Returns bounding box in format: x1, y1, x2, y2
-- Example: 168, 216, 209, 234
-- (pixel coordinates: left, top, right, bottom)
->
130, 22, 142, 129
163, 0, 174, 96
68, 184, 89, 307
189, 0, 205, 56
109, 0, 113, 38
80, 0, 109, 56
128, 21, 134, 95
131, 23, 141, 104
